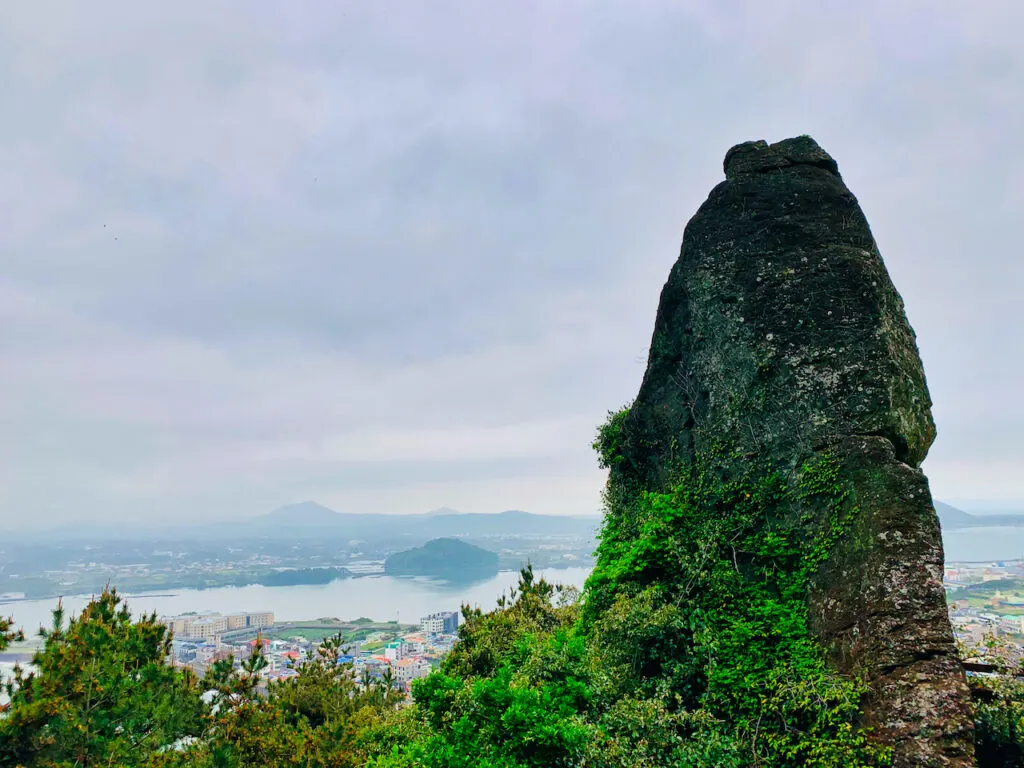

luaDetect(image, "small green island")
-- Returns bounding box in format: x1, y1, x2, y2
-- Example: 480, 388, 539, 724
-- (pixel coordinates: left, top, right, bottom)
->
384, 538, 499, 578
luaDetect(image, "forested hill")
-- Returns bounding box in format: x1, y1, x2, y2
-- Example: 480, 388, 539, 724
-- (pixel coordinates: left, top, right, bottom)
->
384, 538, 499, 577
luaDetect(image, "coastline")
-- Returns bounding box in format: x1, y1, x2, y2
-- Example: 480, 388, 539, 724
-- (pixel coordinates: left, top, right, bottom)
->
0, 564, 589, 606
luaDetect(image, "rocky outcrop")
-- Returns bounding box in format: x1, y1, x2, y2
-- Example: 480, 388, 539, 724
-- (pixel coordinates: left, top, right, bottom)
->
612, 136, 973, 766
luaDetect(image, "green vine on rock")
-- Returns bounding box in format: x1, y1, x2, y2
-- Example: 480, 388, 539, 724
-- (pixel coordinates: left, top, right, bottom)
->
584, 447, 889, 767
796, 451, 859, 580
378, 446, 887, 767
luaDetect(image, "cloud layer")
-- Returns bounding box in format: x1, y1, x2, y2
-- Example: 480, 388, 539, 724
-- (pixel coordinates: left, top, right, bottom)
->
2, 1, 1021, 527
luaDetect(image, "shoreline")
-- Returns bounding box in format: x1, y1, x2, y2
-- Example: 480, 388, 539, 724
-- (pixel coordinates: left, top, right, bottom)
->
0, 565, 590, 606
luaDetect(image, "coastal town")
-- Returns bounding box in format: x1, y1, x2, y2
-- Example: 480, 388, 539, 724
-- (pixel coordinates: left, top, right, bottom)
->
945, 559, 1024, 662
164, 559, 1024, 690
161, 609, 462, 695
148, 559, 1024, 695
5, 558, 1024, 708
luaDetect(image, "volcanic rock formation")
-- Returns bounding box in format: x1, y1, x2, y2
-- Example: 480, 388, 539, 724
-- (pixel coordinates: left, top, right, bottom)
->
613, 136, 973, 766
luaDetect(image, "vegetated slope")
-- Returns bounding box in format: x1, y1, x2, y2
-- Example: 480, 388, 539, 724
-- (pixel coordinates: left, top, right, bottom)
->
384, 538, 499, 578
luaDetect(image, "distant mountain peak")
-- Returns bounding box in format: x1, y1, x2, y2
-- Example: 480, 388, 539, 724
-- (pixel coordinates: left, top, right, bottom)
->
423, 506, 462, 517
262, 501, 341, 522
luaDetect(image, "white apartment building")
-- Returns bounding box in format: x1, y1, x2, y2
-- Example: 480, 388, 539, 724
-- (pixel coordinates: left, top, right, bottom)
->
420, 611, 459, 635
391, 657, 431, 685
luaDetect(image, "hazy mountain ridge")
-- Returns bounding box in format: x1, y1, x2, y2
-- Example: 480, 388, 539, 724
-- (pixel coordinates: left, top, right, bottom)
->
936, 500, 1024, 530
13, 498, 1021, 544
7, 502, 599, 547
260, 501, 343, 524
245, 503, 599, 541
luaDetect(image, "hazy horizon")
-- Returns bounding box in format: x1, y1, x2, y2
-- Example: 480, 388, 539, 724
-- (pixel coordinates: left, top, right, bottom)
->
2, 497, 1021, 538
0, 499, 609, 537
2, 2, 1021, 529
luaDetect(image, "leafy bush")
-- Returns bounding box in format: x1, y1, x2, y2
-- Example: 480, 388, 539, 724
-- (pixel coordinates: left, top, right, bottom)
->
593, 405, 632, 469
959, 634, 1024, 767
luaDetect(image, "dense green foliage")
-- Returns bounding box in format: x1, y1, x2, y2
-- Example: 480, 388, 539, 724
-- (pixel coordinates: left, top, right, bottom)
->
582, 446, 888, 766
592, 405, 631, 470
370, 568, 604, 768
8, 569, 1021, 767
0, 589, 401, 768
972, 673, 1024, 768
0, 590, 206, 767
376, 432, 891, 767
958, 635, 1024, 767
384, 538, 499, 578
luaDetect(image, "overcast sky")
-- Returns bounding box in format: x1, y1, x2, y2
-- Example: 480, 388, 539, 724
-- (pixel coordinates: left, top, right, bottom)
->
1, 1, 1021, 529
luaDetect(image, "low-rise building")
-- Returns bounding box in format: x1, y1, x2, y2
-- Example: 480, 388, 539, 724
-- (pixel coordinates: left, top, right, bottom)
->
164, 616, 195, 637
999, 615, 1024, 635
194, 644, 217, 665
188, 616, 228, 640
384, 640, 407, 661
421, 611, 459, 635
162, 610, 274, 641
246, 611, 274, 629
402, 635, 426, 654
391, 657, 431, 686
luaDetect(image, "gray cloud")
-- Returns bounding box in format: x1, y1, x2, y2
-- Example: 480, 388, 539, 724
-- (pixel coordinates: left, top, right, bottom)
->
1, 1, 1021, 527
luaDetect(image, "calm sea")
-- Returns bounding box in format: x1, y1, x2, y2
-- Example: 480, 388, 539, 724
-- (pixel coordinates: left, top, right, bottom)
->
0, 567, 593, 637
942, 527, 1024, 563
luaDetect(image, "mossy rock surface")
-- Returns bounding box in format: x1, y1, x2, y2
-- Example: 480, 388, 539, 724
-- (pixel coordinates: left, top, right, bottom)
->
606, 136, 973, 767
